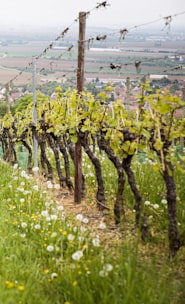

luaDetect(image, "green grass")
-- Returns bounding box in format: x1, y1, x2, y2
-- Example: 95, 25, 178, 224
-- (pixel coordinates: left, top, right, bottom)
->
0, 158, 185, 304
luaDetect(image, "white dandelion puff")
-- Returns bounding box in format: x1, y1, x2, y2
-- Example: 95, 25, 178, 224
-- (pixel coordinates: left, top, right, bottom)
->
76, 214, 84, 222
72, 250, 83, 261
46, 245, 54, 252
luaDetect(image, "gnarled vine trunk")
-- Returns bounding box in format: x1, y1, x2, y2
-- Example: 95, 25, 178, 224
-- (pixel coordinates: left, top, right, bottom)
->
2, 127, 17, 165
98, 135, 125, 224
46, 133, 66, 187
66, 136, 85, 197
163, 158, 181, 257
56, 136, 73, 190
79, 131, 106, 210
31, 124, 53, 180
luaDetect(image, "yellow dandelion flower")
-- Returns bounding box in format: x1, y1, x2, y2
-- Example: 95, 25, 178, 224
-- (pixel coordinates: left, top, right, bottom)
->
72, 280, 78, 287
18, 285, 25, 291
5, 281, 16, 288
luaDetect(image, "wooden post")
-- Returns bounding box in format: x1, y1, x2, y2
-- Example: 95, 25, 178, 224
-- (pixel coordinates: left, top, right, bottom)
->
32, 56, 38, 168
126, 76, 130, 108
180, 87, 185, 147
74, 12, 86, 203
5, 83, 10, 114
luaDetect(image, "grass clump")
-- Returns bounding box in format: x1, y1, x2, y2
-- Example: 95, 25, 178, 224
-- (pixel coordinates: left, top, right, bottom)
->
0, 160, 184, 304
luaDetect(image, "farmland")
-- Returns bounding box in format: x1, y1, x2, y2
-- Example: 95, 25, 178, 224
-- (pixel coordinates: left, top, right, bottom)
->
0, 26, 185, 86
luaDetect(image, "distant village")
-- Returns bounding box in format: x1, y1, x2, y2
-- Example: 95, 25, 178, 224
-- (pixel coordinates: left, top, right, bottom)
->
0, 73, 184, 110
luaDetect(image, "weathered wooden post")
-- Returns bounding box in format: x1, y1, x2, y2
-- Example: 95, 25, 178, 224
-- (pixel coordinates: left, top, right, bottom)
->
74, 12, 86, 203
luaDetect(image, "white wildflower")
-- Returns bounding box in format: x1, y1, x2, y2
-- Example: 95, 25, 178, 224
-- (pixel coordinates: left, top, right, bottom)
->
72, 250, 83, 261
50, 214, 58, 220
51, 273, 58, 279
82, 217, 89, 224
73, 226, 78, 233
92, 237, 100, 247
55, 246, 60, 251
99, 270, 108, 277
46, 245, 54, 252
34, 224, 41, 230
57, 205, 64, 211
20, 170, 27, 178
80, 226, 87, 232
20, 233, 26, 238
13, 163, 18, 169
32, 167, 39, 173
17, 188, 25, 192
47, 183, 53, 189
153, 204, 159, 209
78, 236, 85, 242
98, 222, 106, 230
23, 190, 31, 195
21, 222, 27, 228
161, 199, 167, 205
104, 263, 113, 272
41, 210, 49, 217
144, 200, 150, 206
76, 214, 83, 222
54, 184, 60, 190
44, 201, 52, 207
51, 232, 57, 238
33, 185, 39, 191
67, 234, 75, 241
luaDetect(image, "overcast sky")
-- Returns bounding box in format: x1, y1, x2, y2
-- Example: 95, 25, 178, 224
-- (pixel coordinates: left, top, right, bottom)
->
1, 0, 185, 29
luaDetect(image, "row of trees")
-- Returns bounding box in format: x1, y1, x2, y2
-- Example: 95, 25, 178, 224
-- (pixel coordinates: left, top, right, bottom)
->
0, 83, 184, 257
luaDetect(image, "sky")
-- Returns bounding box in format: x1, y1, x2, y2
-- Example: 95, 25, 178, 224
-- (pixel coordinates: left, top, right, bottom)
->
1, 0, 185, 30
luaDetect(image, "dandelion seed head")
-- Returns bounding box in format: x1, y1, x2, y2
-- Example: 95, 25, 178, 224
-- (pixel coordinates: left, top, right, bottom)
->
98, 222, 106, 229
92, 237, 100, 247
51, 272, 58, 279
99, 270, 108, 277
103, 263, 113, 272
50, 214, 57, 220
153, 204, 159, 209
67, 234, 75, 241
76, 214, 83, 222
82, 217, 89, 224
32, 166, 39, 173
21, 222, 27, 228
33, 185, 39, 191
72, 250, 83, 261
35, 224, 41, 230
41, 210, 49, 217
46, 245, 54, 252
54, 184, 60, 189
